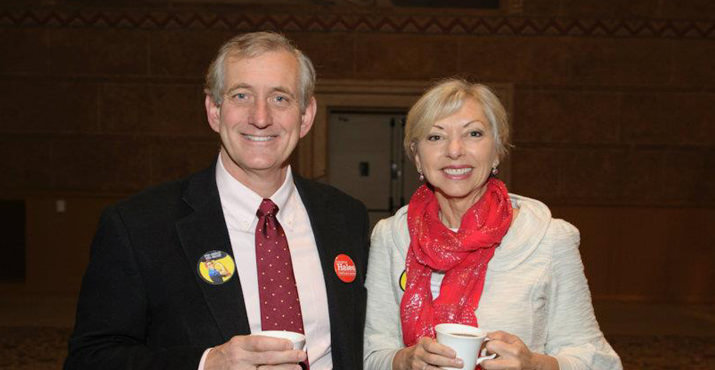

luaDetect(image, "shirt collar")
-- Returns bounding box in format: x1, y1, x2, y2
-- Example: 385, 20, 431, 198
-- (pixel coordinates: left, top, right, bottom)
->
215, 154, 298, 232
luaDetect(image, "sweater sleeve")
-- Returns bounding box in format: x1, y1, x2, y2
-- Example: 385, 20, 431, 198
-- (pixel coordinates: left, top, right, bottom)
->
545, 220, 623, 370
363, 218, 404, 370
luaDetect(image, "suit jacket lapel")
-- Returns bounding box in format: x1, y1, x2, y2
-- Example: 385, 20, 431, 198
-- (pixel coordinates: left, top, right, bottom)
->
294, 175, 356, 364
175, 164, 251, 341
293, 175, 346, 288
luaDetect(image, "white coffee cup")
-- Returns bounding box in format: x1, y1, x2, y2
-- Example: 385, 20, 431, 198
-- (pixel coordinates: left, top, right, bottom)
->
435, 323, 496, 370
253, 330, 306, 350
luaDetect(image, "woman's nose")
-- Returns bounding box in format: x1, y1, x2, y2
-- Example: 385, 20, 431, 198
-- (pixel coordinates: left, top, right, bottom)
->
446, 138, 464, 158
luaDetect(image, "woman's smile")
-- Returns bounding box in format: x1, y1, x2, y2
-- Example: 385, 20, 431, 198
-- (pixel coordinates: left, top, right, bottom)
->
442, 166, 473, 178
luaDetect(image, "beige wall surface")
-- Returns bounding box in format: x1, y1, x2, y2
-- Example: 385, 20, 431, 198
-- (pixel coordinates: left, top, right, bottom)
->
0, 0, 713, 302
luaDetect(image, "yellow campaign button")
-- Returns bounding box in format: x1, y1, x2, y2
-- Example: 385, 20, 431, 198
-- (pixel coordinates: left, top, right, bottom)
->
197, 250, 236, 285
399, 270, 407, 291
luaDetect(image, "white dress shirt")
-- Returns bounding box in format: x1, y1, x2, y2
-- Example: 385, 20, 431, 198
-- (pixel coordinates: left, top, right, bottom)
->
200, 156, 333, 369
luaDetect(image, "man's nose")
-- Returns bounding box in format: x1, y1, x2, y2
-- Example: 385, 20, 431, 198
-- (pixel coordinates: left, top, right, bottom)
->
249, 100, 271, 128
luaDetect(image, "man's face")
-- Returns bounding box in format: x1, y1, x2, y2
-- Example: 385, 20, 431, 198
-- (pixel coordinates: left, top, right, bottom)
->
205, 50, 315, 184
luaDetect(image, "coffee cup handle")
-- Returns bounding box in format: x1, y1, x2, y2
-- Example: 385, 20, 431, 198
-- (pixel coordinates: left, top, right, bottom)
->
476, 338, 497, 365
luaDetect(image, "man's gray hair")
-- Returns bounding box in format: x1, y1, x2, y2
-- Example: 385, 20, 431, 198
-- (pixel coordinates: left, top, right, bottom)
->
205, 32, 316, 112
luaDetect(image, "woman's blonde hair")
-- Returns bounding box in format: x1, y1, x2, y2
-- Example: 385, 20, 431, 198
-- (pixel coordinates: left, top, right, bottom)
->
404, 78, 510, 162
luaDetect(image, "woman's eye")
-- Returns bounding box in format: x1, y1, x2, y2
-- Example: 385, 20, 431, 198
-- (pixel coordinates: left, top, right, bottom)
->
427, 135, 441, 141
469, 130, 483, 137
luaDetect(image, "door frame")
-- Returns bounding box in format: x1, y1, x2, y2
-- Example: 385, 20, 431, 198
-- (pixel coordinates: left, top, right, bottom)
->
296, 79, 513, 185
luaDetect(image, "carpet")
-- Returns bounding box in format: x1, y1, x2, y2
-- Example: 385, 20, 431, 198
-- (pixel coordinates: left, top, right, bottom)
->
1, 327, 713, 369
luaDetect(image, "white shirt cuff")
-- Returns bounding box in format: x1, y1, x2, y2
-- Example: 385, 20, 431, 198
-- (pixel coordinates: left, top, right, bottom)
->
197, 347, 213, 370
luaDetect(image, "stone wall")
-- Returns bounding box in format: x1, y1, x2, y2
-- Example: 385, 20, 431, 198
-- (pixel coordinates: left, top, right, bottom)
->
1, 0, 713, 301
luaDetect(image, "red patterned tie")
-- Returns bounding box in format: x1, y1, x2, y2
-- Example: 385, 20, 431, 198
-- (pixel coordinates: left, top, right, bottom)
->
255, 199, 308, 365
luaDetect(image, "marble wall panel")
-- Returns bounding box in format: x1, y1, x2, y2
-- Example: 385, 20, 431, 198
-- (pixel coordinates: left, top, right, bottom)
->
558, 148, 623, 201
0, 28, 48, 75
288, 32, 356, 79
660, 0, 715, 19
149, 30, 234, 78
559, 0, 659, 18
354, 34, 459, 79
99, 83, 207, 136
509, 148, 562, 200
50, 137, 153, 192
670, 40, 715, 88
0, 136, 54, 191
659, 149, 712, 204
47, 28, 148, 76
459, 37, 572, 85
520, 0, 560, 16
0, 80, 99, 134
618, 149, 667, 203
704, 151, 715, 203
513, 89, 621, 144
569, 38, 672, 86
620, 92, 715, 146
554, 206, 715, 301
149, 137, 220, 184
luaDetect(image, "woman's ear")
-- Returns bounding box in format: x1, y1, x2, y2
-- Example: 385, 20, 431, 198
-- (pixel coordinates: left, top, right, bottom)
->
411, 142, 422, 172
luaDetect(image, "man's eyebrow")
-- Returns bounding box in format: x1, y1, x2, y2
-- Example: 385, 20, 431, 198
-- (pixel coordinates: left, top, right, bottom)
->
223, 84, 295, 98
224, 83, 252, 93
271, 86, 296, 98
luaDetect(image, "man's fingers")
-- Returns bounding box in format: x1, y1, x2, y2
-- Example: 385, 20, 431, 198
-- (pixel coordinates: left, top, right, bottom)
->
219, 335, 306, 367
255, 365, 302, 370
238, 335, 295, 351
249, 349, 306, 366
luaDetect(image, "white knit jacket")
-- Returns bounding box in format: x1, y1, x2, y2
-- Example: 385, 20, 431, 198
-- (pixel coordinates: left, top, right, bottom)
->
363, 194, 622, 370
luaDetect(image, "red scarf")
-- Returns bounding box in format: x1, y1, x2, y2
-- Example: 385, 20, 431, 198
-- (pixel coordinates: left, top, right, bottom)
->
400, 178, 513, 346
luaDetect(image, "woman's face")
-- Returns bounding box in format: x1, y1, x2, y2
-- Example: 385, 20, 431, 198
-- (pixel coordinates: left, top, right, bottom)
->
414, 99, 498, 202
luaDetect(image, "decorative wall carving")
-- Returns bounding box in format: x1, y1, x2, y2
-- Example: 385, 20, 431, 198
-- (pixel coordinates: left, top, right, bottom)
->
1, 8, 712, 39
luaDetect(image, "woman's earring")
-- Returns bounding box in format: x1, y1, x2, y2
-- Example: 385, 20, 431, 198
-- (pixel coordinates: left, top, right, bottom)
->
418, 171, 425, 182
491, 166, 499, 176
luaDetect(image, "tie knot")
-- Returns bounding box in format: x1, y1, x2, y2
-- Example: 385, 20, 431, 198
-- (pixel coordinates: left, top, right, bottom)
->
257, 199, 279, 218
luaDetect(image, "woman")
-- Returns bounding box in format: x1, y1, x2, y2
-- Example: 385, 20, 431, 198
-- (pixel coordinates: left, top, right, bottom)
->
364, 79, 621, 370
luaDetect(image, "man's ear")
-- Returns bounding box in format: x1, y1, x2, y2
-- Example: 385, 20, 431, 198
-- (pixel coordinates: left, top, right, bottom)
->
299, 97, 317, 138
205, 94, 221, 133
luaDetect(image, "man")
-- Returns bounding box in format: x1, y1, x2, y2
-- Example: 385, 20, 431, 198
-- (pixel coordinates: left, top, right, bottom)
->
65, 32, 369, 370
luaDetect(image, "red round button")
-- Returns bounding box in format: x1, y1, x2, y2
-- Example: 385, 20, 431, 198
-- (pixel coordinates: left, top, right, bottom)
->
334, 254, 357, 283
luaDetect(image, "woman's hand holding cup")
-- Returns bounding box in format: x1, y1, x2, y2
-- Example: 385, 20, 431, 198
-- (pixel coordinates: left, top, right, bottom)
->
393, 336, 464, 370
435, 324, 496, 370
479, 330, 558, 370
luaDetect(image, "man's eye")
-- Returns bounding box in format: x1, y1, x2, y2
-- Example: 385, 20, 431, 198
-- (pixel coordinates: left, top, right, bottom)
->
273, 95, 289, 104
232, 93, 247, 100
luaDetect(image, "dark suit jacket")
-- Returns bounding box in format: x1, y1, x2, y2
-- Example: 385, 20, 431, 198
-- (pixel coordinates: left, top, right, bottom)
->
65, 163, 369, 370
